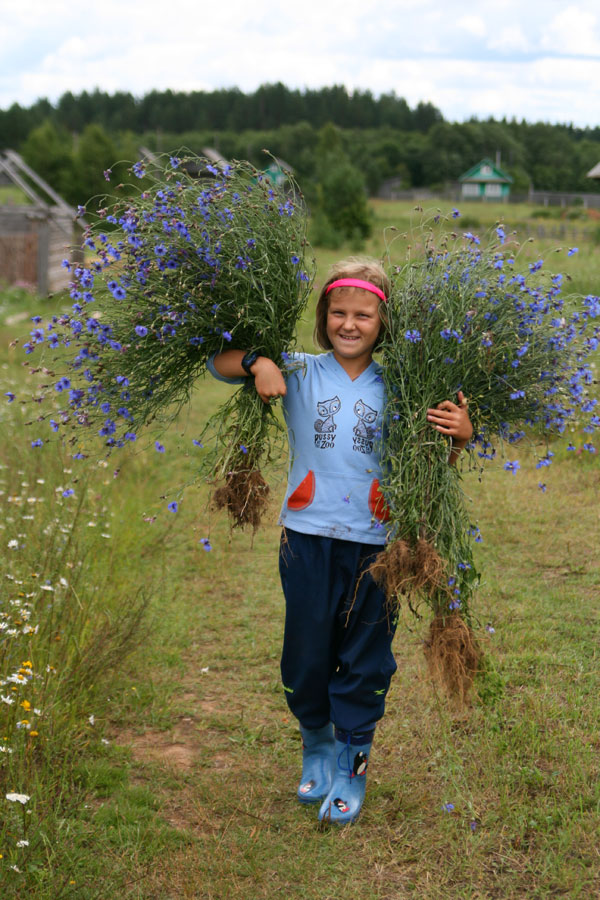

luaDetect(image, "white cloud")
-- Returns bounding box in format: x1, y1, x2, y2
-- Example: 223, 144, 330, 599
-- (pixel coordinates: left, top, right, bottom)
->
1, 0, 600, 125
457, 15, 487, 38
540, 6, 600, 55
487, 25, 531, 53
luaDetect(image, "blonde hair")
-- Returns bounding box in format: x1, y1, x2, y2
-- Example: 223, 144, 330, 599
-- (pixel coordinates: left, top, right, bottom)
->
313, 256, 390, 351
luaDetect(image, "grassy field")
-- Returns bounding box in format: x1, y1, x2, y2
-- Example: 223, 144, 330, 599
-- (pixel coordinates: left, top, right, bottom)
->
0, 200, 599, 898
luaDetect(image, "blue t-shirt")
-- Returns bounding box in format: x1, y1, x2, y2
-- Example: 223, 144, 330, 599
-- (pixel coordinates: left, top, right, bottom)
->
207, 352, 389, 544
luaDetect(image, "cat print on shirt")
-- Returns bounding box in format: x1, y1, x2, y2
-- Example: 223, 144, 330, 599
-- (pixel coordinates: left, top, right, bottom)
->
353, 399, 378, 454
314, 395, 341, 449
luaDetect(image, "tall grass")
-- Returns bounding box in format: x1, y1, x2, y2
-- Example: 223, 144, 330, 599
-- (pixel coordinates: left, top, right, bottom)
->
1, 196, 599, 897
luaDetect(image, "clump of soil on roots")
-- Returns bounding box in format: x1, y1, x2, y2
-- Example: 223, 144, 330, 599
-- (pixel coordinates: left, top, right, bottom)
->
369, 537, 446, 601
212, 467, 270, 530
424, 613, 482, 704
369, 538, 482, 701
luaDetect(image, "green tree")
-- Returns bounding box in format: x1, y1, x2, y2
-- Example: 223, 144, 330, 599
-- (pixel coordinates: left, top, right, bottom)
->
312, 125, 371, 247
20, 119, 73, 198
70, 123, 118, 205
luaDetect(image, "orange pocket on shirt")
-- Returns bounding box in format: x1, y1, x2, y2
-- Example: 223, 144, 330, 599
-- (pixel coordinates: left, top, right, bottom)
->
368, 478, 390, 522
287, 470, 316, 510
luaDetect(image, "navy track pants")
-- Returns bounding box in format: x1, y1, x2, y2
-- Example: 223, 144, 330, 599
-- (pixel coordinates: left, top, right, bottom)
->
279, 528, 397, 734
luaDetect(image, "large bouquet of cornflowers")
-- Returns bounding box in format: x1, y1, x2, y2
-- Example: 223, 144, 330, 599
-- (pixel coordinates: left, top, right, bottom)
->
373, 220, 599, 698
24, 154, 314, 528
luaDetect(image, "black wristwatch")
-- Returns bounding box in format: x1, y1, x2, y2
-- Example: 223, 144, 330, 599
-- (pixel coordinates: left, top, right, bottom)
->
241, 350, 260, 375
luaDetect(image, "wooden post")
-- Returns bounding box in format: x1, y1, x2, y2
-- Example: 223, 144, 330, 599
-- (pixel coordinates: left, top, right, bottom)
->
37, 218, 49, 296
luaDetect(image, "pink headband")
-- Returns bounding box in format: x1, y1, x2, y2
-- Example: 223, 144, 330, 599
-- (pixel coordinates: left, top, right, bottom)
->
325, 278, 387, 302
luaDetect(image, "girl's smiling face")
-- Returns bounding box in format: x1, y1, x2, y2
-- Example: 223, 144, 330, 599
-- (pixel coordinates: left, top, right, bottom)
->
326, 288, 382, 376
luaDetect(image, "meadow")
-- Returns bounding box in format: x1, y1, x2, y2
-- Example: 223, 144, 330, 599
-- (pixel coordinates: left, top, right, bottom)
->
0, 198, 599, 899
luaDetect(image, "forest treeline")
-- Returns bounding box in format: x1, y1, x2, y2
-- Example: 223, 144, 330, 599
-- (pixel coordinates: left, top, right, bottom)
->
2, 83, 600, 213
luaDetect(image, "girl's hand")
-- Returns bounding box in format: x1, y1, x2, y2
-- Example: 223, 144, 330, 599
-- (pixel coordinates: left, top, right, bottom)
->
251, 357, 287, 404
427, 390, 473, 446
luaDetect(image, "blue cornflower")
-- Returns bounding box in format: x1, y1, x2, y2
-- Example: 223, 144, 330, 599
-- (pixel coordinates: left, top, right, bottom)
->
200, 537, 212, 551
222, 331, 232, 342
342, 495, 351, 504
538, 483, 547, 492
125, 432, 137, 441
62, 488, 74, 497
154, 244, 166, 257
31, 438, 43, 447
169, 156, 180, 169
451, 208, 460, 218
583, 443, 596, 453
155, 442, 165, 453
168, 501, 178, 513
132, 161, 146, 178
510, 390, 525, 400
116, 376, 129, 386
567, 247, 579, 256
442, 803, 455, 812
5, 392, 15, 402
291, 254, 300, 264
135, 325, 148, 337
49, 420, 59, 432
192, 439, 203, 447
405, 329, 421, 343
503, 460, 520, 475
496, 225, 505, 243
529, 259, 543, 273
99, 419, 116, 437
103, 169, 112, 181
240, 445, 248, 454
62, 259, 71, 269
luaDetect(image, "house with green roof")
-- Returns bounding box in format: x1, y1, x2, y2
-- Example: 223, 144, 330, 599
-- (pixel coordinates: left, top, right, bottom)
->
459, 158, 513, 201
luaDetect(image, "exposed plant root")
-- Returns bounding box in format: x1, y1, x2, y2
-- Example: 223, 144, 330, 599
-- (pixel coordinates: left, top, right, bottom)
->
413, 538, 446, 593
423, 613, 482, 704
212, 467, 270, 531
368, 537, 447, 609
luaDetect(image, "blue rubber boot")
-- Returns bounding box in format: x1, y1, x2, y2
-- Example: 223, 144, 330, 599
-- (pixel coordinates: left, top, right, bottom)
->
297, 723, 335, 803
318, 730, 373, 825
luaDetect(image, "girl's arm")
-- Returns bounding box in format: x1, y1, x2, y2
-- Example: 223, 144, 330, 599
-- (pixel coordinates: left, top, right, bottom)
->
426, 390, 473, 466
212, 350, 287, 404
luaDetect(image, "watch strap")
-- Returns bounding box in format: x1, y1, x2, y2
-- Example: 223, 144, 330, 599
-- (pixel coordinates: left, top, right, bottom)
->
241, 350, 260, 375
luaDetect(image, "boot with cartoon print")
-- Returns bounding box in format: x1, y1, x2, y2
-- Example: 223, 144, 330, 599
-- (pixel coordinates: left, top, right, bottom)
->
318, 729, 373, 825
297, 723, 335, 803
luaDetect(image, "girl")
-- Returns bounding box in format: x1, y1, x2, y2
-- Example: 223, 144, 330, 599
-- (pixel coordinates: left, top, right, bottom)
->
208, 257, 472, 825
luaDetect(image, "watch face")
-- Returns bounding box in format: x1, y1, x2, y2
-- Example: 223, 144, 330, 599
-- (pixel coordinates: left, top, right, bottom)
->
242, 352, 258, 373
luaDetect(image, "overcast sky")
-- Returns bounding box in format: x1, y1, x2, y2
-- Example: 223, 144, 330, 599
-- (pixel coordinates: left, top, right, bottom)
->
2, 0, 599, 127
